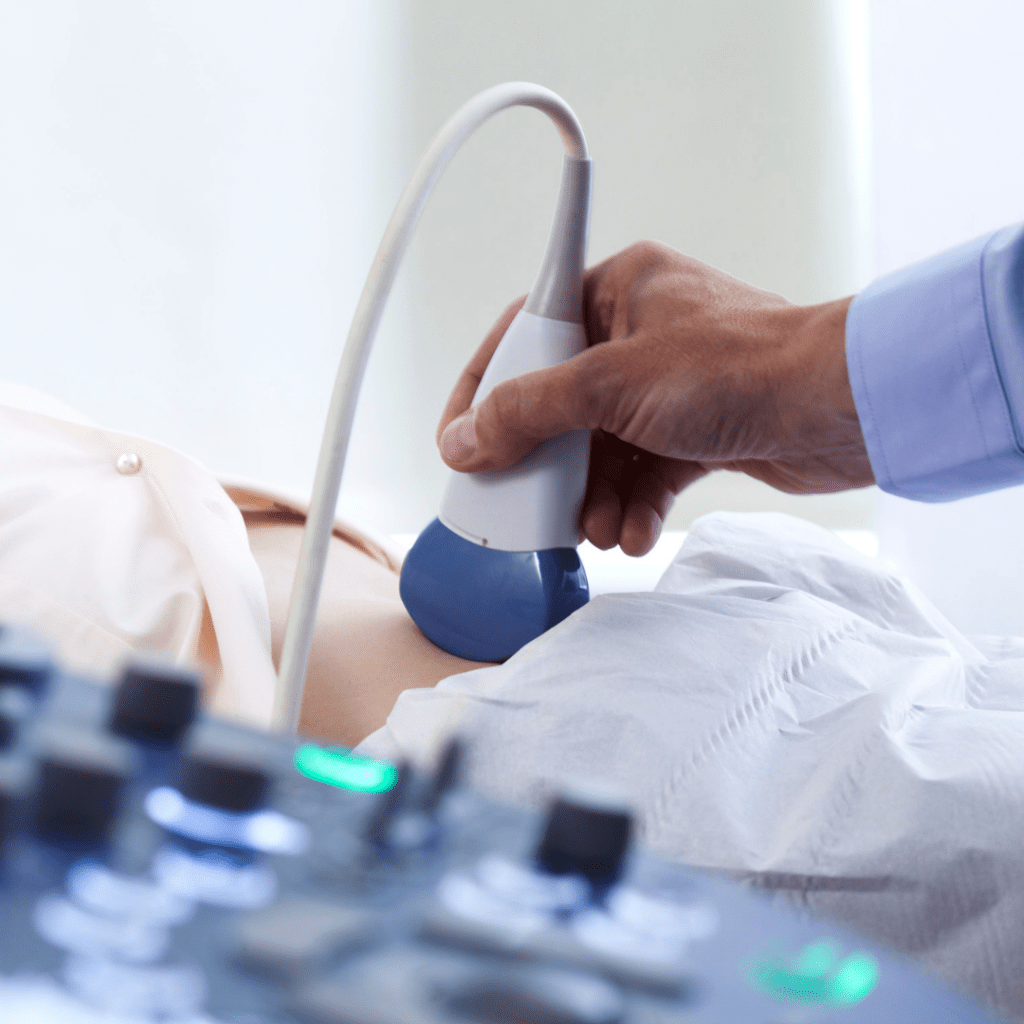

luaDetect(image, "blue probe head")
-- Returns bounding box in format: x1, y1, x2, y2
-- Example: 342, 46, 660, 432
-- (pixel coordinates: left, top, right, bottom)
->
399, 517, 589, 663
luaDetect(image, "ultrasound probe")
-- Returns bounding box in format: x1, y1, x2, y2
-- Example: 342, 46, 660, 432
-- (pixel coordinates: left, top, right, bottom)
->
276, 83, 593, 730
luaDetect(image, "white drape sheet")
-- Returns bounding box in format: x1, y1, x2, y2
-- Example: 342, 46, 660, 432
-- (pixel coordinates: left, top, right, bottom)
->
358, 511, 1024, 1022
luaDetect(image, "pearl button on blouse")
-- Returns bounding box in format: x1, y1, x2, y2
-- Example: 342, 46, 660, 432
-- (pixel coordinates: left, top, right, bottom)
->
116, 453, 142, 475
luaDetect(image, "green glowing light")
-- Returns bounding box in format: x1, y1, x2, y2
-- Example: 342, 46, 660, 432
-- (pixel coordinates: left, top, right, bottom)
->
293, 745, 399, 794
749, 941, 879, 1006
827, 953, 879, 1005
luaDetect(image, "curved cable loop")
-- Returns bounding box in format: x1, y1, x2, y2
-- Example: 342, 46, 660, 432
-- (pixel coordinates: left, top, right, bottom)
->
274, 83, 588, 731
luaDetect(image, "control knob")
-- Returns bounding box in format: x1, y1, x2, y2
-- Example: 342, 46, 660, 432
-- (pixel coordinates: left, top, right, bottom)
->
109, 659, 202, 743
535, 784, 634, 895
33, 728, 135, 841
177, 743, 271, 814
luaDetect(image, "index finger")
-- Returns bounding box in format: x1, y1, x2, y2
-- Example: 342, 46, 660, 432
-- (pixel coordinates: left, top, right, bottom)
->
436, 295, 526, 444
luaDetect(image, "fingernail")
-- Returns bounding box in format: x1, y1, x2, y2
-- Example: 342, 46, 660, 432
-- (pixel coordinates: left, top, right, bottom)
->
441, 412, 477, 463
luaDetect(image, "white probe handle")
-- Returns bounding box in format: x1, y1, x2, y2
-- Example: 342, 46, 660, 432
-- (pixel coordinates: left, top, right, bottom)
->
439, 310, 589, 552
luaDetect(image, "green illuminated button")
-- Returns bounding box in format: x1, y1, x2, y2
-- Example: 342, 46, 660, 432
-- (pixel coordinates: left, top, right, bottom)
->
294, 745, 399, 794
827, 952, 879, 1004
749, 940, 878, 1006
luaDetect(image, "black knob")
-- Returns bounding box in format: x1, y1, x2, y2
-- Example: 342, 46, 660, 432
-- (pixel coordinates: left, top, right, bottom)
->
0, 688, 27, 749
177, 746, 271, 813
0, 764, 20, 847
0, 787, 10, 846
0, 628, 53, 694
535, 786, 634, 893
0, 714, 14, 750
109, 659, 202, 743
33, 729, 135, 841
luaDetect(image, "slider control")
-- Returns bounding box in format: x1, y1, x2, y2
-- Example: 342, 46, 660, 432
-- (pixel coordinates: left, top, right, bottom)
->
361, 743, 464, 857
422, 737, 462, 814
364, 761, 412, 849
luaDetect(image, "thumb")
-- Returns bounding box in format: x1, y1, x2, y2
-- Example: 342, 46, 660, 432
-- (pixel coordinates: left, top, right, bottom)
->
439, 357, 597, 472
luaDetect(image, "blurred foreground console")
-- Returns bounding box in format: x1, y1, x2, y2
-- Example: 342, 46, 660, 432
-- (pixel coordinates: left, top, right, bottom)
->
0, 625, 1004, 1023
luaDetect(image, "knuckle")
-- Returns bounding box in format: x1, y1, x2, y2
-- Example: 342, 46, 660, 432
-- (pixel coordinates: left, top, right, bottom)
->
480, 381, 523, 446
624, 239, 672, 270
565, 351, 612, 431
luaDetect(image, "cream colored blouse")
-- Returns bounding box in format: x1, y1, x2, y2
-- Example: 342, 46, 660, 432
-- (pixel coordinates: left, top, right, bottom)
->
0, 381, 403, 729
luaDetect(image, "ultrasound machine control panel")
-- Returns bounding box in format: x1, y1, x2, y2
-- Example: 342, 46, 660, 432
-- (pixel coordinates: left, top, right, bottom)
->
0, 625, 1003, 1023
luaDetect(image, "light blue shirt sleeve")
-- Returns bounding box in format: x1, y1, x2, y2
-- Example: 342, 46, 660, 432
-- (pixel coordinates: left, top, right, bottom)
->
845, 222, 1024, 501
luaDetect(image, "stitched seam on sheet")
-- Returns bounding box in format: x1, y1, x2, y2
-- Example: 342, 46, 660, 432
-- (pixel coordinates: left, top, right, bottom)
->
794, 725, 877, 876
650, 617, 861, 833
876, 571, 913, 628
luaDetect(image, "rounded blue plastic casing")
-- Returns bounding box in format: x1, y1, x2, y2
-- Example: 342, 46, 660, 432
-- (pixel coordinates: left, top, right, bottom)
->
399, 517, 589, 663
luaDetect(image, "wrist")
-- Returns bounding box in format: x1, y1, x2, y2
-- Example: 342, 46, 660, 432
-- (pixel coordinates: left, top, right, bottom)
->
780, 296, 875, 488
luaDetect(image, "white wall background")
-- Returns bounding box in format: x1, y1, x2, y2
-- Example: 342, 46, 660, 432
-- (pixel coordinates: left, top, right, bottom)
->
0, 0, 405, 516
0, 0, 876, 538
870, 0, 1024, 635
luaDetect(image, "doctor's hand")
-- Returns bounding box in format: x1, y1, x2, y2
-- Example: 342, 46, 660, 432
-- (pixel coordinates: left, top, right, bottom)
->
437, 241, 874, 557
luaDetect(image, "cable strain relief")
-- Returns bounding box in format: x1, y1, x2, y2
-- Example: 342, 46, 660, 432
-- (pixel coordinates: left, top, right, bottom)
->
523, 156, 591, 324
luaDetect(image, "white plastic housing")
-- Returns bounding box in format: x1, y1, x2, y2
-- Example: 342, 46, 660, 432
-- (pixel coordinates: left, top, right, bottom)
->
439, 309, 590, 552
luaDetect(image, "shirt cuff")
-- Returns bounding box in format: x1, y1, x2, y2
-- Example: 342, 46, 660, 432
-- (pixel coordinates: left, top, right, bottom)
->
846, 224, 1024, 501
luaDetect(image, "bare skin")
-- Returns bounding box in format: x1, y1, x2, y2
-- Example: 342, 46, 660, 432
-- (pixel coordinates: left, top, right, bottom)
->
243, 518, 493, 747
438, 241, 873, 557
